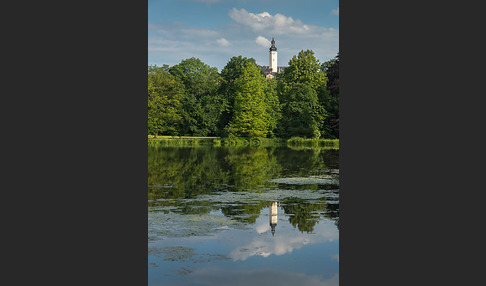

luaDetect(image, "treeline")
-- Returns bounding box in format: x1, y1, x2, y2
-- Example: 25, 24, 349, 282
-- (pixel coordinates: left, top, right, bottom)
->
148, 50, 339, 139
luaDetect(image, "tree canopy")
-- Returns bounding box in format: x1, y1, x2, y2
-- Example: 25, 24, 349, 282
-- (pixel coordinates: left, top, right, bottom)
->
320, 53, 339, 138
148, 69, 184, 136
225, 62, 269, 139
277, 50, 328, 138
168, 58, 223, 136
147, 51, 339, 140
218, 56, 258, 136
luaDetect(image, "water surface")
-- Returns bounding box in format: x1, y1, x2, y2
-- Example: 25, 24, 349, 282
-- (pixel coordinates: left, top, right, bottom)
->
148, 145, 339, 286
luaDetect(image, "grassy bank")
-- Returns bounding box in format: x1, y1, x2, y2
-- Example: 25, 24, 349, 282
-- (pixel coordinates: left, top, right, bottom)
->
148, 136, 217, 145
286, 137, 339, 148
148, 135, 338, 148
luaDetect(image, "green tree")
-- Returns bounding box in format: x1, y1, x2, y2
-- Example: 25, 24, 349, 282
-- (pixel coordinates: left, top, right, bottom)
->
169, 58, 223, 136
320, 53, 339, 138
218, 56, 258, 136
321, 53, 339, 99
226, 62, 269, 139
277, 50, 328, 138
279, 83, 325, 138
148, 68, 184, 136
148, 64, 170, 74
262, 77, 281, 138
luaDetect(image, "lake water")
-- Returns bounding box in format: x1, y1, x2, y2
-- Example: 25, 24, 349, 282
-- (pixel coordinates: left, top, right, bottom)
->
148, 145, 339, 286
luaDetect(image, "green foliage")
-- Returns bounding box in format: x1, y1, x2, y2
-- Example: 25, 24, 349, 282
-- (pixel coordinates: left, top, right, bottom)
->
321, 53, 339, 99
147, 50, 338, 139
287, 137, 339, 148
279, 50, 328, 93
218, 56, 258, 135
169, 58, 223, 136
226, 63, 269, 140
320, 53, 339, 138
148, 146, 339, 228
277, 50, 328, 139
148, 69, 184, 136
278, 83, 326, 138
148, 137, 216, 145
148, 64, 170, 74
262, 77, 281, 138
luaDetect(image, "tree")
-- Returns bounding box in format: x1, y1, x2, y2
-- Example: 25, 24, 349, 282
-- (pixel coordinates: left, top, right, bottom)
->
148, 64, 170, 74
226, 62, 269, 139
277, 50, 328, 138
148, 68, 184, 136
320, 53, 339, 138
169, 58, 223, 136
279, 83, 326, 138
262, 77, 281, 138
218, 56, 258, 136
321, 53, 339, 99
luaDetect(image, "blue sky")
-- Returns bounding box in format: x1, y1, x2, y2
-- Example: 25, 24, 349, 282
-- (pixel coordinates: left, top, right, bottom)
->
148, 0, 339, 71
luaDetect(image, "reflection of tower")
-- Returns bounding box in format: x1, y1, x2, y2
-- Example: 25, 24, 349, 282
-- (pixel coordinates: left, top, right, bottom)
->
269, 201, 278, 236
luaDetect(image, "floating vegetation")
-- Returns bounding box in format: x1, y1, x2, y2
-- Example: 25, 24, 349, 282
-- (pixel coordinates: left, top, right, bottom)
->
148, 246, 231, 264
179, 188, 337, 205
148, 211, 250, 240
148, 246, 196, 261
268, 176, 339, 186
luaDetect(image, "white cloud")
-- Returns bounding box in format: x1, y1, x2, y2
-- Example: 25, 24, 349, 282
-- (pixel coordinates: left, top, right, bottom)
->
229, 8, 315, 35
147, 9, 339, 71
332, 8, 339, 15
255, 35, 270, 48
216, 38, 230, 46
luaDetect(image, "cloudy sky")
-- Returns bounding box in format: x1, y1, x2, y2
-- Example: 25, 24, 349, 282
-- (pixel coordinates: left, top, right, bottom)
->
148, 0, 339, 71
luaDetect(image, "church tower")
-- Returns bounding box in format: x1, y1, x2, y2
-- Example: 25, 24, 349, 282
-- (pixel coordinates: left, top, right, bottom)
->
269, 37, 277, 73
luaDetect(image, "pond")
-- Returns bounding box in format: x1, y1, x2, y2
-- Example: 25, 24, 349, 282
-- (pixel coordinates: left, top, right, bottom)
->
148, 145, 339, 286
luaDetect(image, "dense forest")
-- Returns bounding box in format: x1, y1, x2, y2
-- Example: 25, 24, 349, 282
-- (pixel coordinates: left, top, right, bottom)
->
148, 50, 339, 139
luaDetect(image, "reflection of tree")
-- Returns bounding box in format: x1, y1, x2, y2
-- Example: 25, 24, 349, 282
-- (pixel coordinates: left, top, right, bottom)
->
219, 146, 282, 223
281, 198, 327, 233
148, 146, 230, 202
224, 146, 281, 192
148, 146, 339, 225
220, 201, 268, 224
274, 147, 328, 178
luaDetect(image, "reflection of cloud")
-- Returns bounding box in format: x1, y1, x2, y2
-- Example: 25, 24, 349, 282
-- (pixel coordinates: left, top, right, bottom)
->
228, 210, 338, 261
190, 267, 338, 286
256, 219, 270, 234
331, 253, 339, 262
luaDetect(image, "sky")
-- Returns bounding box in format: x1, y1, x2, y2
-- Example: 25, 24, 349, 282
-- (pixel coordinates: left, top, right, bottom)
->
148, 0, 339, 72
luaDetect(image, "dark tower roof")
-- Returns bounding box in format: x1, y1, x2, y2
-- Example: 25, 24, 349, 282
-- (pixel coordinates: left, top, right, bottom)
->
269, 37, 277, 51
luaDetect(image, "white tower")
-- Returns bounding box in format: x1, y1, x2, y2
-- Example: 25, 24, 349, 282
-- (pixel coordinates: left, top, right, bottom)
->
269, 38, 277, 73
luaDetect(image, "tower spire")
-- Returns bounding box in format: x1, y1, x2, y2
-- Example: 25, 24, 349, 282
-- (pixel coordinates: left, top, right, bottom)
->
269, 37, 277, 51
